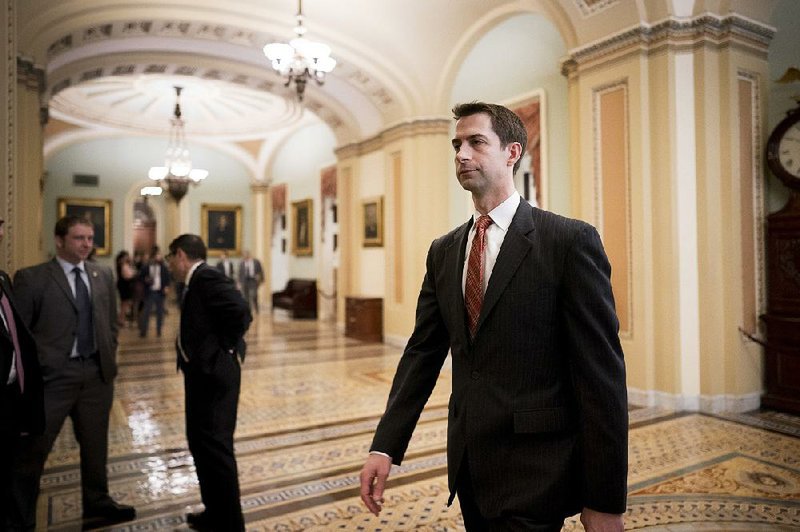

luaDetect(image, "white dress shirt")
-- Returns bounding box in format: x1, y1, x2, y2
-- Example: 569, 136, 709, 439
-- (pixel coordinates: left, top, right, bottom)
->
56, 256, 92, 358
461, 191, 521, 296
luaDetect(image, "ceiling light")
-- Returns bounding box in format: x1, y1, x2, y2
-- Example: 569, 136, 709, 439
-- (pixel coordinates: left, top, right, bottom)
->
147, 86, 208, 202
263, 0, 336, 101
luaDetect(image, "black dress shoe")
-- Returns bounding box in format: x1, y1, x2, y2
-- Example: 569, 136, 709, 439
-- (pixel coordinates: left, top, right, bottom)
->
83, 501, 136, 524
186, 511, 212, 530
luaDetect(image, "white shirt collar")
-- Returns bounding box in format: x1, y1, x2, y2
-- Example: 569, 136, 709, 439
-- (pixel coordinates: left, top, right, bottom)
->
471, 190, 520, 231
56, 256, 86, 275
184, 260, 204, 286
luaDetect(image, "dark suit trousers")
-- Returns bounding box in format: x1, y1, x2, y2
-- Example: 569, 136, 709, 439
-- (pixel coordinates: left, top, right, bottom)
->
10, 356, 113, 530
242, 278, 259, 314
139, 291, 166, 336
183, 351, 244, 531
456, 455, 564, 532
1, 382, 23, 530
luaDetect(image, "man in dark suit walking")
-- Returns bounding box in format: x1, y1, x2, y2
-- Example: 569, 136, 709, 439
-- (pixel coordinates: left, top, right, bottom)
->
10, 215, 135, 530
138, 247, 171, 337
216, 252, 236, 280
237, 250, 263, 314
167, 234, 252, 531
0, 217, 44, 530
360, 102, 628, 531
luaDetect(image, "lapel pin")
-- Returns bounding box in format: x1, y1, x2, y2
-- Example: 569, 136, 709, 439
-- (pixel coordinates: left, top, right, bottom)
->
92, 271, 98, 278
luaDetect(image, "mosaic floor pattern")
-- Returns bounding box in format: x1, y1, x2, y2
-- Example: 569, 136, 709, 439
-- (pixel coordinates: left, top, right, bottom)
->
35, 308, 800, 531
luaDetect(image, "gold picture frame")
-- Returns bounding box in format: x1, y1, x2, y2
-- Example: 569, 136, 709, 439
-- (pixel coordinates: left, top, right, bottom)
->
362, 196, 383, 247
201, 203, 243, 258
291, 199, 313, 256
58, 197, 112, 256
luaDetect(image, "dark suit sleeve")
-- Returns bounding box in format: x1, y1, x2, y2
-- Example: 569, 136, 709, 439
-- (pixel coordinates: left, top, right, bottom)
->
561, 224, 628, 514
197, 272, 251, 351
103, 266, 119, 352
370, 243, 451, 464
12, 268, 39, 330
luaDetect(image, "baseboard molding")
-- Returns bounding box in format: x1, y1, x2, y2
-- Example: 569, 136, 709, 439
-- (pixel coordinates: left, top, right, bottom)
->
628, 387, 762, 414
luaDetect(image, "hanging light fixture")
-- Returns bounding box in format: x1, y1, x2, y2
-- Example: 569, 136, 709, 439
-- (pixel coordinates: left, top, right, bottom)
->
148, 86, 208, 202
263, 0, 336, 101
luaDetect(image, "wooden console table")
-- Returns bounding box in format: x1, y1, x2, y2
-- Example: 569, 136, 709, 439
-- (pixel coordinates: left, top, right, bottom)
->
345, 296, 383, 342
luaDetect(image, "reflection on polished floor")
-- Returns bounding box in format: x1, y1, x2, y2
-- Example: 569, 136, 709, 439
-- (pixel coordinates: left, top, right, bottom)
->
38, 306, 800, 531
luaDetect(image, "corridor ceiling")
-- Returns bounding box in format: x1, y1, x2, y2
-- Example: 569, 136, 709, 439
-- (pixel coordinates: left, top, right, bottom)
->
16, 1, 777, 149
17, 0, 585, 146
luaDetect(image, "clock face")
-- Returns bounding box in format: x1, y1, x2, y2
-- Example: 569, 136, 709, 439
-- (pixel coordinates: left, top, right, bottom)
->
767, 107, 800, 190
779, 122, 800, 178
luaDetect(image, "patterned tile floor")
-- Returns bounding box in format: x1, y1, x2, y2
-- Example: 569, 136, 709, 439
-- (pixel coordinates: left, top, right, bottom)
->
36, 307, 800, 531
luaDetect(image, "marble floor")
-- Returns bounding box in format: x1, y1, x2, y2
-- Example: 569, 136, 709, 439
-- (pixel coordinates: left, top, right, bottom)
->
35, 306, 800, 531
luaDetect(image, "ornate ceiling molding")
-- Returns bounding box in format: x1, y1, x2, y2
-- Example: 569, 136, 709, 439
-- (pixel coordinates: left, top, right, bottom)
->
561, 14, 775, 78
48, 61, 276, 99
43, 18, 400, 117
46, 60, 352, 140
335, 118, 449, 159
47, 20, 263, 61
572, 0, 619, 18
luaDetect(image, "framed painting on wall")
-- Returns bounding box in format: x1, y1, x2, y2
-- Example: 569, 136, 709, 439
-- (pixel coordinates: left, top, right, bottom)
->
201, 203, 242, 258
291, 199, 313, 256
362, 196, 383, 247
58, 197, 112, 256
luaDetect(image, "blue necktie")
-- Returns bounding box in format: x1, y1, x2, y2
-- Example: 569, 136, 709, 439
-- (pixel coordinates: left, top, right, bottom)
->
73, 267, 95, 357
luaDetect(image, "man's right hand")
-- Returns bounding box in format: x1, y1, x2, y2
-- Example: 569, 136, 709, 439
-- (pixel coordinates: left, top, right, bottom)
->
359, 453, 392, 516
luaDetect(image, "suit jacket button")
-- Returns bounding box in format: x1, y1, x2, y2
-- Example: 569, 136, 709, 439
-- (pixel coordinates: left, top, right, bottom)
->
471, 371, 480, 380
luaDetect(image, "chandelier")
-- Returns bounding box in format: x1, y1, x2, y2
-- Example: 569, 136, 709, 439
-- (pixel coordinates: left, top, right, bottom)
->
147, 86, 208, 202
263, 0, 336, 101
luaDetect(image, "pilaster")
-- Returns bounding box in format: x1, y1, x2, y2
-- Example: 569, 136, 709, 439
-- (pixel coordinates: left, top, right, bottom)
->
251, 181, 271, 308
563, 12, 773, 412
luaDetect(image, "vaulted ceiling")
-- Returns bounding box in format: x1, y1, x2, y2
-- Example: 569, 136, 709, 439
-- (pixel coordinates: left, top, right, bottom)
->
16, 0, 778, 173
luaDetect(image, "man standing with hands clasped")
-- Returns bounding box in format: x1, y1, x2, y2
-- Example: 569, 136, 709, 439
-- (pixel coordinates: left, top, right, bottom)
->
167, 234, 252, 531
360, 102, 628, 531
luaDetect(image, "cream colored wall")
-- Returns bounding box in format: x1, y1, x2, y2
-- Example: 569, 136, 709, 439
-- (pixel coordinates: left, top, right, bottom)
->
566, 10, 773, 412
356, 151, 385, 297
0, 0, 9, 269
383, 130, 452, 342
335, 120, 451, 340
13, 69, 45, 271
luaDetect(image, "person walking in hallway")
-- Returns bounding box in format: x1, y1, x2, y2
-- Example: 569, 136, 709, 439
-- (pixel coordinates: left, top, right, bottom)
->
216, 252, 236, 280
238, 250, 263, 314
360, 102, 628, 531
0, 217, 44, 530
115, 250, 136, 327
168, 234, 252, 531
138, 247, 171, 337
9, 215, 135, 530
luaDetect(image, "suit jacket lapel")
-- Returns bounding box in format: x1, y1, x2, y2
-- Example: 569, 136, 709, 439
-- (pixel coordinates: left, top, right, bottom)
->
48, 259, 78, 310
85, 262, 102, 305
0, 274, 13, 341
476, 201, 535, 335
444, 220, 471, 344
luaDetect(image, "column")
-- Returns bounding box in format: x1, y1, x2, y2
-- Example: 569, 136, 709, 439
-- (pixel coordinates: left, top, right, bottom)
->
251, 182, 271, 307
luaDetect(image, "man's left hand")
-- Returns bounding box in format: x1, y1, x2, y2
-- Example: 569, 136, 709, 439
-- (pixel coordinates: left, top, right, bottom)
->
580, 507, 624, 532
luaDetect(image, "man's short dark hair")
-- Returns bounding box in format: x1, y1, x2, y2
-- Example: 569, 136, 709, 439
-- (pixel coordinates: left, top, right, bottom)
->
55, 215, 93, 238
452, 101, 528, 175
169, 234, 207, 261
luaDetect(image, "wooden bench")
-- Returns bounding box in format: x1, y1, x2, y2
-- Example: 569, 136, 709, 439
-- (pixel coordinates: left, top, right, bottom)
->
271, 279, 317, 319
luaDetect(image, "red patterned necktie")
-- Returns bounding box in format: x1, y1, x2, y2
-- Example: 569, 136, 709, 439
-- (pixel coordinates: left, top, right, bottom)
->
465, 215, 493, 338
1, 291, 24, 392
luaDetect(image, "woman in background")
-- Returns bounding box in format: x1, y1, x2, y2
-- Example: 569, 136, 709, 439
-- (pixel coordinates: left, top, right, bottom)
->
115, 250, 136, 326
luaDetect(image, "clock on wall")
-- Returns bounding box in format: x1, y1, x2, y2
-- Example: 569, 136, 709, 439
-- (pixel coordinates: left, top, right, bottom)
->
762, 97, 800, 415
766, 100, 800, 191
